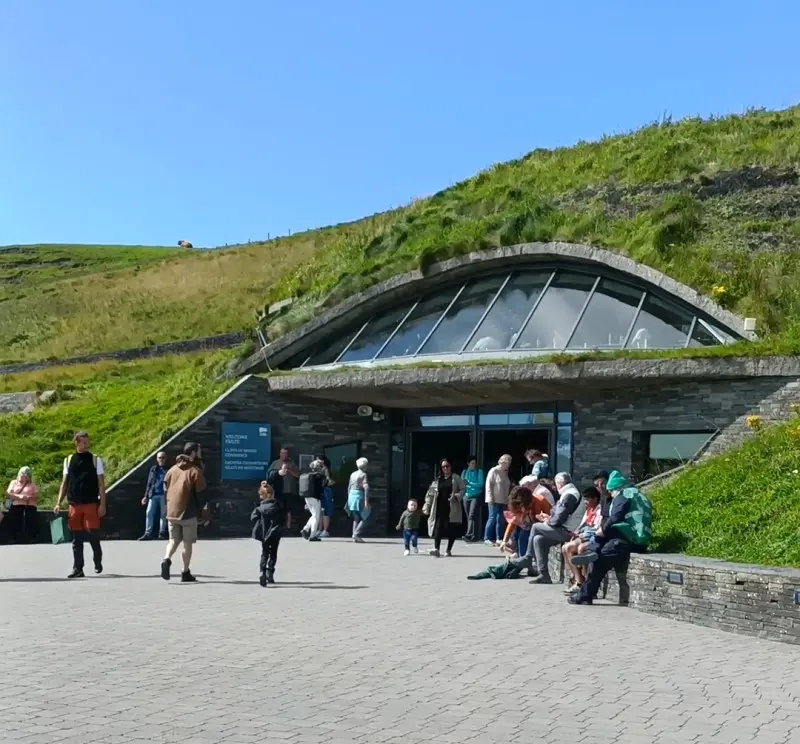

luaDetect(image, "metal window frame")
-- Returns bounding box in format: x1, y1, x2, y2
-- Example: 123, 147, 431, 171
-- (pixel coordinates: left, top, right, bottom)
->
508, 271, 556, 350
333, 318, 372, 363
683, 316, 698, 349
621, 291, 648, 349
372, 301, 420, 360
413, 282, 467, 356
562, 275, 601, 349
458, 272, 513, 353
696, 317, 728, 345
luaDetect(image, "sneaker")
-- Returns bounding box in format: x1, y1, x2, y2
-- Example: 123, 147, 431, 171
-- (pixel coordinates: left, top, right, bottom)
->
319, 531, 331, 539
529, 575, 552, 585
181, 570, 196, 583
568, 594, 593, 605
484, 540, 496, 547
259, 573, 267, 587
412, 546, 419, 554
428, 549, 440, 557
445, 551, 452, 557
67, 568, 85, 579
94, 562, 103, 575
158, 533, 168, 540
266, 572, 275, 585
301, 529, 311, 540
160, 558, 171, 581
404, 549, 410, 556
353, 536, 365, 543
137, 534, 151, 541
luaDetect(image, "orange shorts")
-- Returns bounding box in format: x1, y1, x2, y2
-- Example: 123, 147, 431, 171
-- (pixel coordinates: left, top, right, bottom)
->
68, 503, 101, 532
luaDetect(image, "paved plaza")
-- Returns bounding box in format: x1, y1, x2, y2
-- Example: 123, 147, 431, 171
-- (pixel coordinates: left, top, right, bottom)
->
1, 538, 799, 744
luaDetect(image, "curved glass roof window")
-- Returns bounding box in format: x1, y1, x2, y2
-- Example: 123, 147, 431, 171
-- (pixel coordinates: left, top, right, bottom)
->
284, 266, 743, 370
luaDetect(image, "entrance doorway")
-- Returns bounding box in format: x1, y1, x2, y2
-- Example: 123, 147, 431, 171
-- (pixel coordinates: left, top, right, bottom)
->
406, 430, 472, 533
480, 428, 550, 483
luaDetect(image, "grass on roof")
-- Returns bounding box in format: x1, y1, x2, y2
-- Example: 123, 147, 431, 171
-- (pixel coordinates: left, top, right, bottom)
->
2, 106, 800, 365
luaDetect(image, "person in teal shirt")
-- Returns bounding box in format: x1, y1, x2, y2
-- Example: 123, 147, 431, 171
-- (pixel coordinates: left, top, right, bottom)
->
461, 456, 485, 542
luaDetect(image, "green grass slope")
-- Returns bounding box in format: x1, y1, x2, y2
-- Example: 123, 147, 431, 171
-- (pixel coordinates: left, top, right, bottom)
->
0, 352, 231, 507
2, 106, 799, 365
651, 418, 800, 567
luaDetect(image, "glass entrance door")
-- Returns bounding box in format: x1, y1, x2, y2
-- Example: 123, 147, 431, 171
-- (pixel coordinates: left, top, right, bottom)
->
406, 429, 474, 535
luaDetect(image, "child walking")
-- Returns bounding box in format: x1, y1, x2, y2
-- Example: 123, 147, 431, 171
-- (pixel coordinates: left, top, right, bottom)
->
251, 481, 286, 586
396, 499, 421, 555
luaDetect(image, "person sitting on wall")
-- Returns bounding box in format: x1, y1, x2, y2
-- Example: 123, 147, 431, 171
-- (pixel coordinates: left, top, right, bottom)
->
568, 470, 651, 606
507, 471, 585, 584
561, 486, 603, 595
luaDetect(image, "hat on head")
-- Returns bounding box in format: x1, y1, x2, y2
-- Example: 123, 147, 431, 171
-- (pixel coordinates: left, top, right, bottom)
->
606, 470, 628, 491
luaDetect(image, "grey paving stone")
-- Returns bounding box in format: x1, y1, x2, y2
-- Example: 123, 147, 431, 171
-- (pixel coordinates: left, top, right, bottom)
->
1, 539, 800, 744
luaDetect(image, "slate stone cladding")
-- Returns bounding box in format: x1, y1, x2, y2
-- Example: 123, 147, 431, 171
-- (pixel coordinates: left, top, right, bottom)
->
571, 377, 795, 484
548, 549, 800, 646
104, 378, 389, 539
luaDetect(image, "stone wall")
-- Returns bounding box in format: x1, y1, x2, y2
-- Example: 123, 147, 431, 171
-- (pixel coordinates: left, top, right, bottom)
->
571, 376, 798, 484
0, 392, 37, 415
105, 377, 390, 540
0, 332, 247, 376
548, 549, 800, 645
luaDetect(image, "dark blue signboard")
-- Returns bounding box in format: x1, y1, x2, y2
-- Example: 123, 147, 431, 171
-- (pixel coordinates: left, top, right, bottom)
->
220, 422, 272, 481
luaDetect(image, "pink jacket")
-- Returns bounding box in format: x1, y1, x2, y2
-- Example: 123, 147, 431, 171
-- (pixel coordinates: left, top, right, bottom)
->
6, 480, 38, 507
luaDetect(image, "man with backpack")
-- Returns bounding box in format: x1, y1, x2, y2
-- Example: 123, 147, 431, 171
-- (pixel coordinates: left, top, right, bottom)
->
568, 469, 652, 605
300, 459, 327, 542
54, 431, 106, 579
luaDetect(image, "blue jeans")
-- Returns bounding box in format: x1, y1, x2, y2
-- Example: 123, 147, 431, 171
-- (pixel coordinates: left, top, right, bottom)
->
516, 525, 531, 556
484, 504, 506, 543
403, 529, 418, 549
145, 494, 167, 537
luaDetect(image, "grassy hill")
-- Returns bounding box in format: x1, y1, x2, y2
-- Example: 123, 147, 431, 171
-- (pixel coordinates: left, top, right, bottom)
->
651, 417, 800, 567
0, 352, 232, 507
2, 106, 800, 365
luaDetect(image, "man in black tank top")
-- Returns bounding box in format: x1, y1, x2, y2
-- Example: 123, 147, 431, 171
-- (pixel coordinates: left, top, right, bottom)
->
54, 431, 107, 579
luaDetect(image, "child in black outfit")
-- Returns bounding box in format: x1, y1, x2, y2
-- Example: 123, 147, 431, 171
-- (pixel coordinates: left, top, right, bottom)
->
251, 481, 288, 586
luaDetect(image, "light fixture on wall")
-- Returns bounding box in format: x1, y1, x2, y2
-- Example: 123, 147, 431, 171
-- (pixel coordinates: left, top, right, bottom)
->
372, 412, 385, 422
356, 405, 373, 417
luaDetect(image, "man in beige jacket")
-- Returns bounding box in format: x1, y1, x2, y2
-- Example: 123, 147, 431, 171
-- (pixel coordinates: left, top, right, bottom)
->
161, 442, 208, 583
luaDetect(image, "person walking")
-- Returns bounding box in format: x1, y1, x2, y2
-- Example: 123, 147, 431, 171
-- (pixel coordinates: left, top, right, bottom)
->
299, 459, 326, 542
54, 432, 106, 578
484, 454, 512, 546
461, 456, 485, 543
139, 451, 169, 540
345, 457, 370, 542
423, 459, 464, 557
251, 480, 289, 586
161, 442, 208, 583
5, 466, 39, 543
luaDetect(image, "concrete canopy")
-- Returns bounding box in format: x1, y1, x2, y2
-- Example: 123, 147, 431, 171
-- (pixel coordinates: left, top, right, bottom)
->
262, 356, 800, 409
240, 242, 754, 376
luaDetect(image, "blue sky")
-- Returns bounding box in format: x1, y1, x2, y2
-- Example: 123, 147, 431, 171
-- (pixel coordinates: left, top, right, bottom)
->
1, 0, 797, 248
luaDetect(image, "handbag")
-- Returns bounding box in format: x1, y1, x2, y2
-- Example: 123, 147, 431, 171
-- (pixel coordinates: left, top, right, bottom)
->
50, 516, 72, 545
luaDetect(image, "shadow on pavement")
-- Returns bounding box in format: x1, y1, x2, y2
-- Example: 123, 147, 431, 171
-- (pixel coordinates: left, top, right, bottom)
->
0, 573, 223, 583
192, 579, 368, 589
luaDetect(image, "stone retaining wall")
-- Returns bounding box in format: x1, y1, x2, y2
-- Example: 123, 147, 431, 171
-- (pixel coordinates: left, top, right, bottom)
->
548, 549, 800, 645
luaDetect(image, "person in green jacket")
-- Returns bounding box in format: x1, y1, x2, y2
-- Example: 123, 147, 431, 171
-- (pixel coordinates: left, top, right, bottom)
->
461, 456, 485, 543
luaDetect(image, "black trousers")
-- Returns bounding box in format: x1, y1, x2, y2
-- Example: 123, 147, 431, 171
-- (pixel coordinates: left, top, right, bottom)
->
260, 535, 281, 575
580, 539, 631, 601
433, 520, 457, 553
72, 531, 103, 570
7, 506, 37, 543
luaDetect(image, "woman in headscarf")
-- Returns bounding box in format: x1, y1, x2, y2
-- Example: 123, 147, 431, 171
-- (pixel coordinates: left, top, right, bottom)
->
345, 457, 370, 543
6, 466, 39, 543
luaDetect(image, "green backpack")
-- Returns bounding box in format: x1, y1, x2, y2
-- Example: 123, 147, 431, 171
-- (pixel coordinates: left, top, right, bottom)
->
612, 487, 653, 547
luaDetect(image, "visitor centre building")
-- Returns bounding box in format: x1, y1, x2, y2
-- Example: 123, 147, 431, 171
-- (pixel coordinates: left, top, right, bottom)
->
108, 243, 800, 539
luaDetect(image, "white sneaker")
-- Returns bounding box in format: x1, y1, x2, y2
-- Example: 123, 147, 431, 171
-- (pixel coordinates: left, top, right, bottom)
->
484, 540, 496, 547
404, 549, 410, 556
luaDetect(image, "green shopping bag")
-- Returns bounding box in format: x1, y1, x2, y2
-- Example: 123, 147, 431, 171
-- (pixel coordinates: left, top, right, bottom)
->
50, 515, 72, 545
